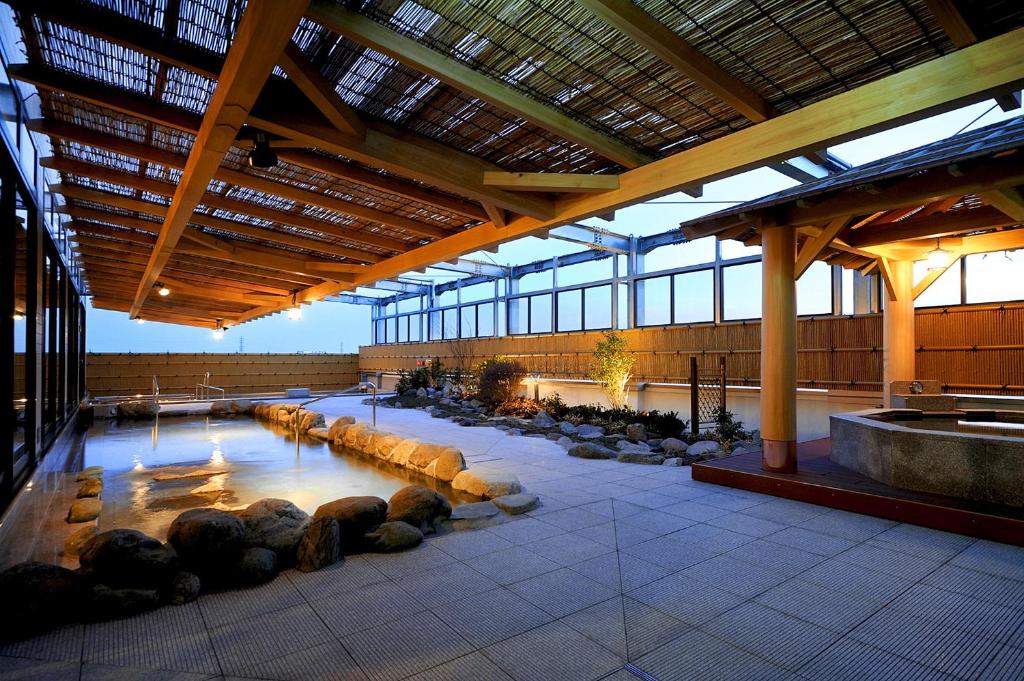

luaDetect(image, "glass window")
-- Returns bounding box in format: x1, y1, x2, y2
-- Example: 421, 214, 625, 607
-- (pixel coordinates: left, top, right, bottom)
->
409, 315, 421, 342
913, 259, 960, 308
497, 301, 507, 336
584, 285, 611, 330
558, 259, 612, 287
442, 308, 458, 339
398, 316, 408, 342
375, 319, 384, 344
518, 270, 552, 293
429, 310, 441, 340
722, 262, 762, 320
460, 306, 476, 338
797, 261, 833, 315
643, 237, 715, 273
618, 283, 628, 329
530, 294, 552, 333
508, 298, 528, 335
398, 296, 420, 313
720, 240, 761, 260
437, 288, 457, 306
461, 281, 493, 303
557, 289, 582, 332
385, 317, 397, 343
842, 269, 855, 315
637, 276, 670, 326
673, 269, 714, 323
14, 191, 28, 454
965, 251, 1024, 303
478, 303, 495, 337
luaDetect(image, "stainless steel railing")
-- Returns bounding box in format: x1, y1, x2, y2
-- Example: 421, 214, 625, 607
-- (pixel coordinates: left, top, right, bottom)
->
196, 372, 226, 400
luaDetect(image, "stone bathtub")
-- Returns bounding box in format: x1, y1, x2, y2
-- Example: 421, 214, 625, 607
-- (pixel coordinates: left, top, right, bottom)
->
830, 409, 1024, 508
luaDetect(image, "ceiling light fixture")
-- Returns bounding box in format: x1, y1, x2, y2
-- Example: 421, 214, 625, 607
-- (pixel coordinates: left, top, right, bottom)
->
13, 311, 24, 321
248, 132, 277, 169
212, 319, 226, 341
136, 318, 146, 325
157, 283, 171, 296
287, 293, 302, 321
926, 238, 951, 271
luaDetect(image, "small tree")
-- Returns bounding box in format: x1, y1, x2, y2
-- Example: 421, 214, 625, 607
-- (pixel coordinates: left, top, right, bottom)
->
590, 331, 635, 409
477, 357, 528, 406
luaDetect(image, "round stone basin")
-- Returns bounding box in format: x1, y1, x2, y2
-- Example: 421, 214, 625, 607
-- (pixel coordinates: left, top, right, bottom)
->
829, 408, 1024, 508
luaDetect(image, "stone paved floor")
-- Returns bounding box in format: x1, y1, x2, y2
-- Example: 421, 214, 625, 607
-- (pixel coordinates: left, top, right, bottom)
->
2, 399, 1023, 680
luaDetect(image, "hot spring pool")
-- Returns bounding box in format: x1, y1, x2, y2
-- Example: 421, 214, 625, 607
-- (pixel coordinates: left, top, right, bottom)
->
84, 415, 469, 540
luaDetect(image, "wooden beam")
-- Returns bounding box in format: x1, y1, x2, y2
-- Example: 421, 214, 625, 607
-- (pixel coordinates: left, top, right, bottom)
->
482, 172, 619, 193
979, 186, 1024, 222
481, 203, 507, 229
278, 42, 364, 138
576, 0, 773, 122
923, 0, 1021, 112
913, 252, 962, 299
877, 257, 899, 302
132, 1, 310, 316
844, 205, 1016, 247
305, 1, 651, 169
794, 216, 851, 278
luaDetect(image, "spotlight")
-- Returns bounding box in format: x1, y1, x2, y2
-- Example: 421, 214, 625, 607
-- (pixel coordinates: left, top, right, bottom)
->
248, 132, 277, 169
157, 284, 170, 297
13, 311, 24, 321
287, 306, 303, 321
136, 318, 146, 325
926, 239, 951, 271
212, 328, 225, 341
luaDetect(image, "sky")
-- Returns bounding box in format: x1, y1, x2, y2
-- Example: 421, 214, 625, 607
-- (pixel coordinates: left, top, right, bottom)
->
81, 100, 1021, 354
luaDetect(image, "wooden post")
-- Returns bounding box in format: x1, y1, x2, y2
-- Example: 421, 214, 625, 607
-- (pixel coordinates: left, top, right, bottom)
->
760, 225, 798, 473
882, 259, 915, 406
689, 356, 698, 435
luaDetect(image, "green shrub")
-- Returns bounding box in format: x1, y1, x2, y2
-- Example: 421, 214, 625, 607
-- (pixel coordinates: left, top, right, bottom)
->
477, 358, 528, 405
712, 408, 747, 442
395, 357, 444, 393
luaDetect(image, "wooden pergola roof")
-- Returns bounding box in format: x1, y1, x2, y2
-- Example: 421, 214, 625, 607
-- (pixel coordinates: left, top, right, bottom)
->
680, 115, 1024, 292
8, 0, 1024, 327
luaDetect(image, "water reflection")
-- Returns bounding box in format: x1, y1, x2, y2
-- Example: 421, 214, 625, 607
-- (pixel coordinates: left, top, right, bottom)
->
86, 415, 467, 540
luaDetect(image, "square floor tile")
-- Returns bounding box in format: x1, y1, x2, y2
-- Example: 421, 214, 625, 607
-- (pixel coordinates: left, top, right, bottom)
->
632, 627, 791, 681
980, 645, 1024, 681
464, 545, 561, 586
622, 535, 720, 572
508, 568, 618, 618
799, 558, 915, 605
430, 529, 514, 561
887, 583, 1024, 644
618, 509, 696, 537
628, 572, 745, 626
398, 562, 498, 609
755, 579, 882, 634
231, 640, 366, 681
725, 539, 825, 578
923, 564, 1024, 612
0, 624, 83, 662
209, 603, 333, 677
525, 533, 612, 567
539, 507, 611, 532
198, 575, 305, 629
702, 601, 840, 671
836, 542, 943, 581
796, 509, 896, 542
285, 557, 388, 602
485, 518, 564, 545
431, 588, 553, 648
310, 580, 426, 638
362, 544, 457, 579
764, 527, 858, 557
341, 611, 474, 681
950, 541, 1024, 582
796, 637, 955, 681
482, 620, 623, 681
569, 551, 671, 593
676, 555, 789, 599
0, 658, 80, 681
404, 652, 514, 681
707, 512, 788, 538
870, 524, 975, 562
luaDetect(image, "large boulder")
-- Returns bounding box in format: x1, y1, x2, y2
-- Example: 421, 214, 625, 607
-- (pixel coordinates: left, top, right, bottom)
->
116, 400, 159, 419
64, 525, 97, 558
617, 451, 666, 465
314, 496, 387, 552
169, 572, 201, 605
576, 424, 605, 439
389, 438, 421, 466
167, 508, 245, 572
531, 411, 557, 428
230, 547, 278, 587
617, 440, 651, 452
408, 443, 445, 469
77, 477, 103, 498
626, 423, 647, 441
67, 498, 102, 523
76, 466, 104, 481
0, 562, 87, 639
79, 529, 179, 589
373, 433, 403, 460
568, 443, 615, 460
386, 486, 452, 534
559, 421, 578, 435
363, 521, 423, 552
237, 498, 310, 564
451, 468, 522, 499
342, 423, 372, 448
295, 410, 326, 435
327, 415, 356, 441
688, 440, 721, 457
491, 493, 539, 515
296, 516, 340, 572
87, 584, 161, 621
660, 438, 689, 454
434, 447, 466, 482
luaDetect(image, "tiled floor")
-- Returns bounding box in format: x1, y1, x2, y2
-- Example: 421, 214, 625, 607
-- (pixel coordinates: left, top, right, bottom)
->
2, 400, 1023, 680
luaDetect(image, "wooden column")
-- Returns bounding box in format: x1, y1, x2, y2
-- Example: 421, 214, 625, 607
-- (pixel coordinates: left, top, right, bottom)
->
760, 225, 798, 472
882, 259, 915, 406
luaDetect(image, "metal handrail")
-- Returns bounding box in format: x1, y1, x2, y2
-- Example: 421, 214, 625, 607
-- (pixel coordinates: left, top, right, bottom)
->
292, 381, 378, 447
152, 375, 159, 400
195, 372, 226, 400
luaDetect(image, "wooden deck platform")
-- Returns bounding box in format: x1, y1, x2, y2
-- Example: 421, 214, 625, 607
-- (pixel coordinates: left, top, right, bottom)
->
691, 439, 1024, 546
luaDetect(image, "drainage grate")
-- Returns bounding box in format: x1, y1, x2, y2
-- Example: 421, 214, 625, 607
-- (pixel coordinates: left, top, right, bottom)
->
624, 663, 660, 681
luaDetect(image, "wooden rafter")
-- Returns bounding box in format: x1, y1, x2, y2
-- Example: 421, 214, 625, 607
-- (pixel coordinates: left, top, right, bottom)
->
9, 2, 555, 219
226, 29, 1024, 324
131, 1, 310, 316
483, 172, 619, 193
924, 0, 1022, 111
794, 216, 851, 278
305, 1, 651, 169
278, 41, 365, 138
912, 252, 963, 299
576, 0, 773, 122
979, 186, 1024, 222
844, 205, 1016, 247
